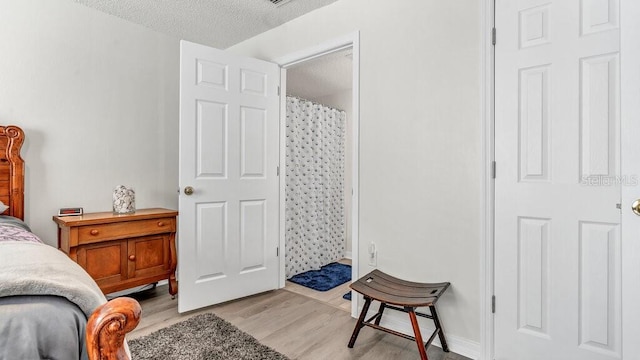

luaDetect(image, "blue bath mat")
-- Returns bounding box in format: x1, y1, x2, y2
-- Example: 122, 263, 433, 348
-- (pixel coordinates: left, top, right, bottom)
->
288, 262, 351, 291
343, 292, 351, 301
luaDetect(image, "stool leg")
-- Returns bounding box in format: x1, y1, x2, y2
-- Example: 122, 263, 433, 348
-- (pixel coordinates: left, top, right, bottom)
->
429, 305, 449, 352
408, 308, 428, 360
348, 296, 372, 348
374, 302, 386, 325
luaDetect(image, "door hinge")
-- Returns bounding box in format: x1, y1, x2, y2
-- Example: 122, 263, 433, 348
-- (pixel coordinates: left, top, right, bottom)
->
277, 166, 280, 176
277, 247, 279, 257
492, 295, 496, 313
492, 161, 497, 179
492, 28, 496, 46
277, 86, 281, 96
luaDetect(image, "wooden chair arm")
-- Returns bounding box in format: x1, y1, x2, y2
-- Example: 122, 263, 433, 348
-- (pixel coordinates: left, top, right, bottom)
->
86, 297, 142, 360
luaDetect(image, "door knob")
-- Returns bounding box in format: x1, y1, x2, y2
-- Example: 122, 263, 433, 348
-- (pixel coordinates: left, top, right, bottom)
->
632, 199, 640, 216
184, 186, 194, 195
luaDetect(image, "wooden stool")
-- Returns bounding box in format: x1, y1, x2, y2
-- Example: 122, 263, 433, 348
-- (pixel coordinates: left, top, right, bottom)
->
347, 269, 450, 360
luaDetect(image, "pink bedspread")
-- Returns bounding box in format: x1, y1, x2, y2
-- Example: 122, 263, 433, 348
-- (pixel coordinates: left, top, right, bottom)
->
0, 223, 42, 243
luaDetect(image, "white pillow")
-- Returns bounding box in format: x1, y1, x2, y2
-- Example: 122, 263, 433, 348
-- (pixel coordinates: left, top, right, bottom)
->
0, 201, 8, 213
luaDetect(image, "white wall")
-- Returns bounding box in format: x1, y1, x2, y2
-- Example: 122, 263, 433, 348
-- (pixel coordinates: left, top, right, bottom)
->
229, 0, 483, 353
0, 0, 179, 245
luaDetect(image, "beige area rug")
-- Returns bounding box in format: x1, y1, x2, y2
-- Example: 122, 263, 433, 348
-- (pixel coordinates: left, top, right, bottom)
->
129, 313, 290, 360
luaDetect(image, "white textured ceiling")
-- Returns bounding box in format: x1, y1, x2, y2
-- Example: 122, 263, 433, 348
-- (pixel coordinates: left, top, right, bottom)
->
73, 0, 339, 48
287, 49, 352, 101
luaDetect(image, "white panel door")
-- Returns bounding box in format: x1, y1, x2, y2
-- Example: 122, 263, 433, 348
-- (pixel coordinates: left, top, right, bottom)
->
620, 2, 640, 359
495, 1, 625, 359
178, 40, 280, 313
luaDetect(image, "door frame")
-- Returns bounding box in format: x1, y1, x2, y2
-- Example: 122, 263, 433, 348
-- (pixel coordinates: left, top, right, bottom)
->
486, 1, 640, 359
481, 0, 494, 359
274, 31, 361, 317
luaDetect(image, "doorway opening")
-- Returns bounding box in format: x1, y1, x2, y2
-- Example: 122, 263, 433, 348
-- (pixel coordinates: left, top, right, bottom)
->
276, 33, 360, 315
283, 48, 353, 311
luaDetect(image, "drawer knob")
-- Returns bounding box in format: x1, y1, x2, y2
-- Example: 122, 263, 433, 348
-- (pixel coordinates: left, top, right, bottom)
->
90, 229, 99, 236
128, 255, 136, 261
157, 221, 165, 227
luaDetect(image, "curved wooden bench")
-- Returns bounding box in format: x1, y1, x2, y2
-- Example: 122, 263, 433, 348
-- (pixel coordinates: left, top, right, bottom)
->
347, 270, 450, 360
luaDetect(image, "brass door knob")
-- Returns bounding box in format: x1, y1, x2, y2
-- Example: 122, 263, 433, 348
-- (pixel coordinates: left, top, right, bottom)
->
128, 255, 136, 261
184, 186, 194, 196
632, 200, 640, 216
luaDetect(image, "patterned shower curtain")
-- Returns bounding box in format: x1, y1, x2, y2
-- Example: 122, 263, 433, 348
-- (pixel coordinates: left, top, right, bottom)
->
285, 96, 346, 278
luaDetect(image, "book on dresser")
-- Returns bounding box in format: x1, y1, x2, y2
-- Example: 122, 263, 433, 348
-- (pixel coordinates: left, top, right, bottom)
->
53, 207, 178, 296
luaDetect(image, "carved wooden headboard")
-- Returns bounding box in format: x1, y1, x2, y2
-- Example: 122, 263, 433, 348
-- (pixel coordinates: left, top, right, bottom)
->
0, 125, 24, 220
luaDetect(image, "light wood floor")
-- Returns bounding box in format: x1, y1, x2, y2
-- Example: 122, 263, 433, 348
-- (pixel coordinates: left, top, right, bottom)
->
127, 285, 471, 360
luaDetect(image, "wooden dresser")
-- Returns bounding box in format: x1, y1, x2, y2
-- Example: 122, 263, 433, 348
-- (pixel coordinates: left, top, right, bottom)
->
53, 208, 178, 296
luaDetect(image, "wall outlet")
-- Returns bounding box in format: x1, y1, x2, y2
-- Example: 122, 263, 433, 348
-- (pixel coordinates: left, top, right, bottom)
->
368, 242, 377, 267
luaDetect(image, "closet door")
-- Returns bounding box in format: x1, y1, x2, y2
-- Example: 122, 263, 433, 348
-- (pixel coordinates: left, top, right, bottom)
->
492, 0, 640, 359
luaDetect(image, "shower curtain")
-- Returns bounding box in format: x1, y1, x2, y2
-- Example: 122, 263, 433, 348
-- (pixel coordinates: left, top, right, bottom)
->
285, 96, 346, 278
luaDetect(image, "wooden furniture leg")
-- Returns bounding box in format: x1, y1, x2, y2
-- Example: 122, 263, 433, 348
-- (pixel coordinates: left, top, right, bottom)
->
348, 296, 372, 348
374, 302, 386, 325
168, 231, 178, 298
430, 305, 449, 352
408, 307, 428, 360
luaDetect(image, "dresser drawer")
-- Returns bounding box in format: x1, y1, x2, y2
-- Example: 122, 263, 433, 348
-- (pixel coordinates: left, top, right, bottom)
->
77, 217, 176, 244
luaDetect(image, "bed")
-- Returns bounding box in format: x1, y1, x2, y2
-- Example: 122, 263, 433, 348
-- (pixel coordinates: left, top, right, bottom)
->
0, 125, 141, 360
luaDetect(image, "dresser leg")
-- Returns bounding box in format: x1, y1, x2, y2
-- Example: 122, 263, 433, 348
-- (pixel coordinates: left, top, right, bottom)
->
168, 274, 178, 296
168, 229, 178, 297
